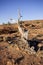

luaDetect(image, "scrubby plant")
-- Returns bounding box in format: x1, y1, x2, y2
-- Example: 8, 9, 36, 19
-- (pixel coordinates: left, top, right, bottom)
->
7, 21, 11, 25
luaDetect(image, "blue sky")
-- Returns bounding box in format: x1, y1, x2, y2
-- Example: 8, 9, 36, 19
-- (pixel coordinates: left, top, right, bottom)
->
0, 0, 43, 24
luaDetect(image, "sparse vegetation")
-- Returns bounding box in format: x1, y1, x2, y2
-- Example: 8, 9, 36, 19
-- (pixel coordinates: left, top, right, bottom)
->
7, 21, 11, 25
36, 21, 40, 23
0, 20, 43, 65
25, 24, 30, 26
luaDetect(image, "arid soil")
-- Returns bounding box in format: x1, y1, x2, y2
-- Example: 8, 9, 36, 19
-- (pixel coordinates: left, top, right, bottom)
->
0, 20, 43, 65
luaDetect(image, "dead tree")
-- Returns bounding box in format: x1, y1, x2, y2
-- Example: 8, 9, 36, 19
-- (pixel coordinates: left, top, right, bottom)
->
16, 10, 31, 52
17, 9, 29, 41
